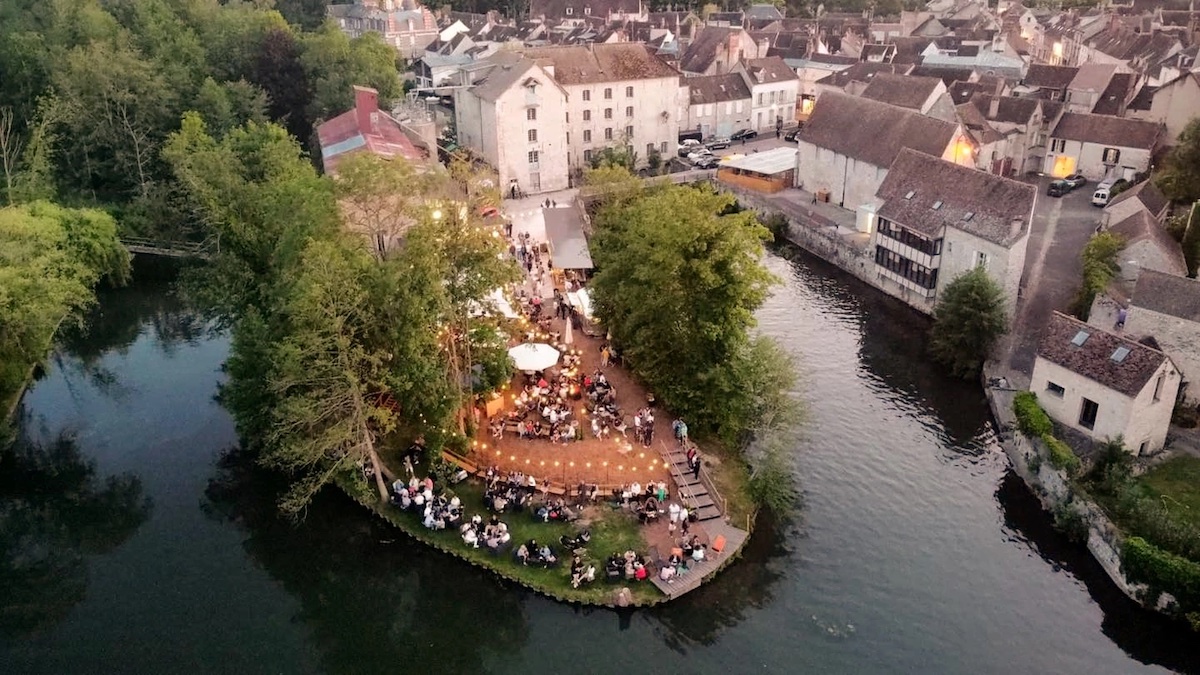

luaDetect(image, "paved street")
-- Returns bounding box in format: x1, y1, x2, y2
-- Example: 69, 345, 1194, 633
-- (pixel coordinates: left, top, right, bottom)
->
1006, 176, 1105, 378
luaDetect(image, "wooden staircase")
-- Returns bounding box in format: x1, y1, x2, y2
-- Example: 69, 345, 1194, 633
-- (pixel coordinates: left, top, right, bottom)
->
660, 441, 723, 522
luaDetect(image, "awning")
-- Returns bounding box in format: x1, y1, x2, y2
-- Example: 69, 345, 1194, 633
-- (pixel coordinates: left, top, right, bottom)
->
566, 288, 593, 319
543, 207, 594, 270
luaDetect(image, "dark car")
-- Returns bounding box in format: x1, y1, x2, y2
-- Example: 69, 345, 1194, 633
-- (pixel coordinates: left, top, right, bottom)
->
731, 128, 758, 141
1065, 173, 1087, 188
1046, 179, 1071, 197
783, 128, 801, 142
706, 138, 731, 150
692, 156, 718, 169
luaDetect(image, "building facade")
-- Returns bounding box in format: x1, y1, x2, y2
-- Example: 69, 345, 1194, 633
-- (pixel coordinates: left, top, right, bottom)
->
1124, 270, 1200, 404
327, 0, 439, 59
1043, 112, 1159, 180
734, 57, 800, 131
1031, 312, 1180, 455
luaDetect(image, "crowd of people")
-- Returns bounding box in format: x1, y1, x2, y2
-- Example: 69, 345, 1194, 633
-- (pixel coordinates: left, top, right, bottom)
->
460, 513, 513, 551
390, 476, 463, 532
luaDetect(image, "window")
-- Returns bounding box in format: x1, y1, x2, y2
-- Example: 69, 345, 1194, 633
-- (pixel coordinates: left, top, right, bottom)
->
1139, 441, 1148, 455
583, 110, 591, 121
873, 246, 939, 289
1079, 398, 1099, 430
528, 129, 538, 142
1102, 147, 1121, 165
876, 219, 943, 256
757, 93, 764, 105
566, 6, 573, 14
527, 150, 539, 164
974, 251, 990, 269
604, 108, 613, 119
1050, 138, 1066, 153
584, 149, 593, 162
724, 102, 732, 115
604, 127, 613, 140
565, 112, 570, 123
582, 90, 591, 101
1046, 381, 1065, 397
526, 108, 537, 121
583, 129, 591, 142
625, 106, 633, 118
604, 88, 612, 99
625, 125, 634, 138
736, 100, 744, 113
660, 141, 668, 153
647, 142, 655, 155
584, 6, 590, 14
625, 86, 634, 97
1154, 372, 1166, 401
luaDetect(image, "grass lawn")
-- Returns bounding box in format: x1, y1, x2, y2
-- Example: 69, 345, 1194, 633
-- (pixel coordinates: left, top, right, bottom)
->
1137, 456, 1200, 528
338, 472, 663, 606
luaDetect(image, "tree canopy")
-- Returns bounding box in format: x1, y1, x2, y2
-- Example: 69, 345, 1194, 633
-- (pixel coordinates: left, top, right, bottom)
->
928, 266, 1008, 378
1157, 116, 1200, 205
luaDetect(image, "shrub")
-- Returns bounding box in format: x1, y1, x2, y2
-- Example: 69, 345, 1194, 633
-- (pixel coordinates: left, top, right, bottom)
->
1013, 391, 1053, 437
1071, 232, 1123, 319
1053, 502, 1090, 543
1043, 434, 1082, 476
1122, 536, 1200, 613
928, 267, 1008, 378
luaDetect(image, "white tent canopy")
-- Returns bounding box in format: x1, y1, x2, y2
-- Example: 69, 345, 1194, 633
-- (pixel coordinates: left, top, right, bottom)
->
508, 342, 560, 371
469, 288, 520, 319
566, 288, 593, 319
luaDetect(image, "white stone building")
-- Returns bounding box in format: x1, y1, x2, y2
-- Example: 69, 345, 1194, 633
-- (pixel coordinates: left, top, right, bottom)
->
682, 73, 752, 140
1124, 270, 1200, 405
733, 57, 799, 131
867, 148, 1034, 318
453, 53, 571, 196
1031, 311, 1180, 455
327, 0, 439, 60
453, 44, 681, 195
1140, 72, 1200, 146
1043, 112, 1160, 181
793, 92, 973, 211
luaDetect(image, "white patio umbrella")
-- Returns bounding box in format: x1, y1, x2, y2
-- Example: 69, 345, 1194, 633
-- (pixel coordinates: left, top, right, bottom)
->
508, 342, 560, 372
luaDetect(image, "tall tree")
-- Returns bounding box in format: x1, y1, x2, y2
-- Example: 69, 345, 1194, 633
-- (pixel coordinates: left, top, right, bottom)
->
300, 25, 403, 125
1157, 116, 1200, 205
332, 152, 434, 259
928, 266, 1008, 378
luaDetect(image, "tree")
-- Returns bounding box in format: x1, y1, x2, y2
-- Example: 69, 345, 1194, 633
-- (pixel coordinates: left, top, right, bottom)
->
1071, 231, 1124, 317
928, 266, 1008, 378
589, 177, 779, 441
265, 236, 398, 513
1157, 116, 1200, 205
300, 25, 402, 126
1182, 202, 1200, 278
332, 152, 434, 259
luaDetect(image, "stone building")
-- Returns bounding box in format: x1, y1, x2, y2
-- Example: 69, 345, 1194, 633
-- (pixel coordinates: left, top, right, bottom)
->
1031, 312, 1180, 455
1124, 270, 1200, 404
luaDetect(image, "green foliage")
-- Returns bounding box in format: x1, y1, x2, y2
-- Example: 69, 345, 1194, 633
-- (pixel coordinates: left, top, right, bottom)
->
1013, 392, 1053, 437
1086, 453, 1200, 565
0, 201, 130, 402
1157, 116, 1200, 205
590, 177, 791, 445
761, 212, 789, 241
1122, 536, 1200, 614
1052, 502, 1089, 543
1043, 434, 1081, 476
748, 443, 799, 515
646, 146, 663, 175
1181, 202, 1200, 279
1071, 231, 1123, 319
588, 145, 639, 172
928, 266, 1008, 378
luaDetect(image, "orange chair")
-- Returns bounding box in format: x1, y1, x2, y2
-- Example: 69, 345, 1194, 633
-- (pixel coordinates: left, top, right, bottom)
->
712, 535, 727, 553
670, 547, 684, 559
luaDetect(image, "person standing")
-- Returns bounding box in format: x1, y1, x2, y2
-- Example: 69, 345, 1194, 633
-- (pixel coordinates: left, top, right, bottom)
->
690, 453, 701, 480
678, 420, 688, 447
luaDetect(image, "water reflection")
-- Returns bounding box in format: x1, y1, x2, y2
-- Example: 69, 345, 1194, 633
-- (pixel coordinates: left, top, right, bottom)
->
996, 471, 1200, 675
645, 513, 790, 652
202, 447, 530, 674
0, 418, 152, 638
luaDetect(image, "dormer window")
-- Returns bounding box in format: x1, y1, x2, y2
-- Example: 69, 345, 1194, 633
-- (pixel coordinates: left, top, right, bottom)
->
584, 6, 591, 15
566, 7, 573, 14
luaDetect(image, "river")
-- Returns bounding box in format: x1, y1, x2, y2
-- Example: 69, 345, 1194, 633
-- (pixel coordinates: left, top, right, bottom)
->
2, 251, 1198, 675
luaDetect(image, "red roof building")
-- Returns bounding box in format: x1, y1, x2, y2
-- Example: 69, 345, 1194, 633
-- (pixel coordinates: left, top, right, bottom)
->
317, 86, 426, 175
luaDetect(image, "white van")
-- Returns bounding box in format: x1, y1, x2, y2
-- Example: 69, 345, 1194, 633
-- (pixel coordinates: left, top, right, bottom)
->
1091, 187, 1111, 207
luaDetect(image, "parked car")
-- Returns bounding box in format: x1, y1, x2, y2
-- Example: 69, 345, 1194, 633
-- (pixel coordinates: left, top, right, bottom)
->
677, 139, 702, 157
783, 127, 802, 142
706, 137, 731, 150
1091, 187, 1111, 206
730, 128, 758, 141
686, 149, 713, 162
692, 155, 718, 169
1064, 173, 1087, 189
1046, 180, 1071, 197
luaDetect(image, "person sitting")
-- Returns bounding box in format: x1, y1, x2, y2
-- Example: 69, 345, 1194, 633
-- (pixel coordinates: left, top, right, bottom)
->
634, 561, 647, 581
692, 544, 706, 562
462, 525, 479, 548
516, 543, 530, 565
538, 544, 557, 565
659, 565, 676, 582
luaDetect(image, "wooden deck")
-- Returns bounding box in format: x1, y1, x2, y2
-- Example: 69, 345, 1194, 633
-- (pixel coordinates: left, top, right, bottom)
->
648, 519, 750, 599
656, 440, 723, 521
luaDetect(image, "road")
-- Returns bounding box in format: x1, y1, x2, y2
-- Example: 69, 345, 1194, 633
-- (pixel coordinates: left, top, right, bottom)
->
1006, 176, 1105, 377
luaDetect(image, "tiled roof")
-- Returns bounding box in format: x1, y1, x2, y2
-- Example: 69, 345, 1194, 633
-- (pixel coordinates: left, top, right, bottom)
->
798, 93, 958, 169
522, 44, 679, 84
970, 94, 1040, 125
1051, 112, 1160, 149
687, 73, 752, 104
530, 0, 641, 19
679, 26, 739, 73
740, 56, 798, 84
1091, 72, 1136, 116
860, 74, 943, 110
910, 65, 975, 85
1109, 210, 1188, 277
1023, 63, 1078, 89
815, 62, 907, 88
1128, 84, 1157, 112
1132, 268, 1200, 322
317, 88, 425, 174
1106, 179, 1170, 219
1068, 62, 1116, 94
1036, 311, 1168, 397
875, 148, 1034, 247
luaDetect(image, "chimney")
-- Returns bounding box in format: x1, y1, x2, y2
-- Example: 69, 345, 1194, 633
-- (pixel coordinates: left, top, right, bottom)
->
988, 95, 1000, 119
354, 86, 380, 131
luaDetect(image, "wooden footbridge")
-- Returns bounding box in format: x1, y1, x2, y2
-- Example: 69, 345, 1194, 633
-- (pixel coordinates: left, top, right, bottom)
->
121, 236, 215, 259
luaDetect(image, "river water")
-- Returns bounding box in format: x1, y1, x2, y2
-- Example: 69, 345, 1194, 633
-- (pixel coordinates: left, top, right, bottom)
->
2, 252, 1198, 674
